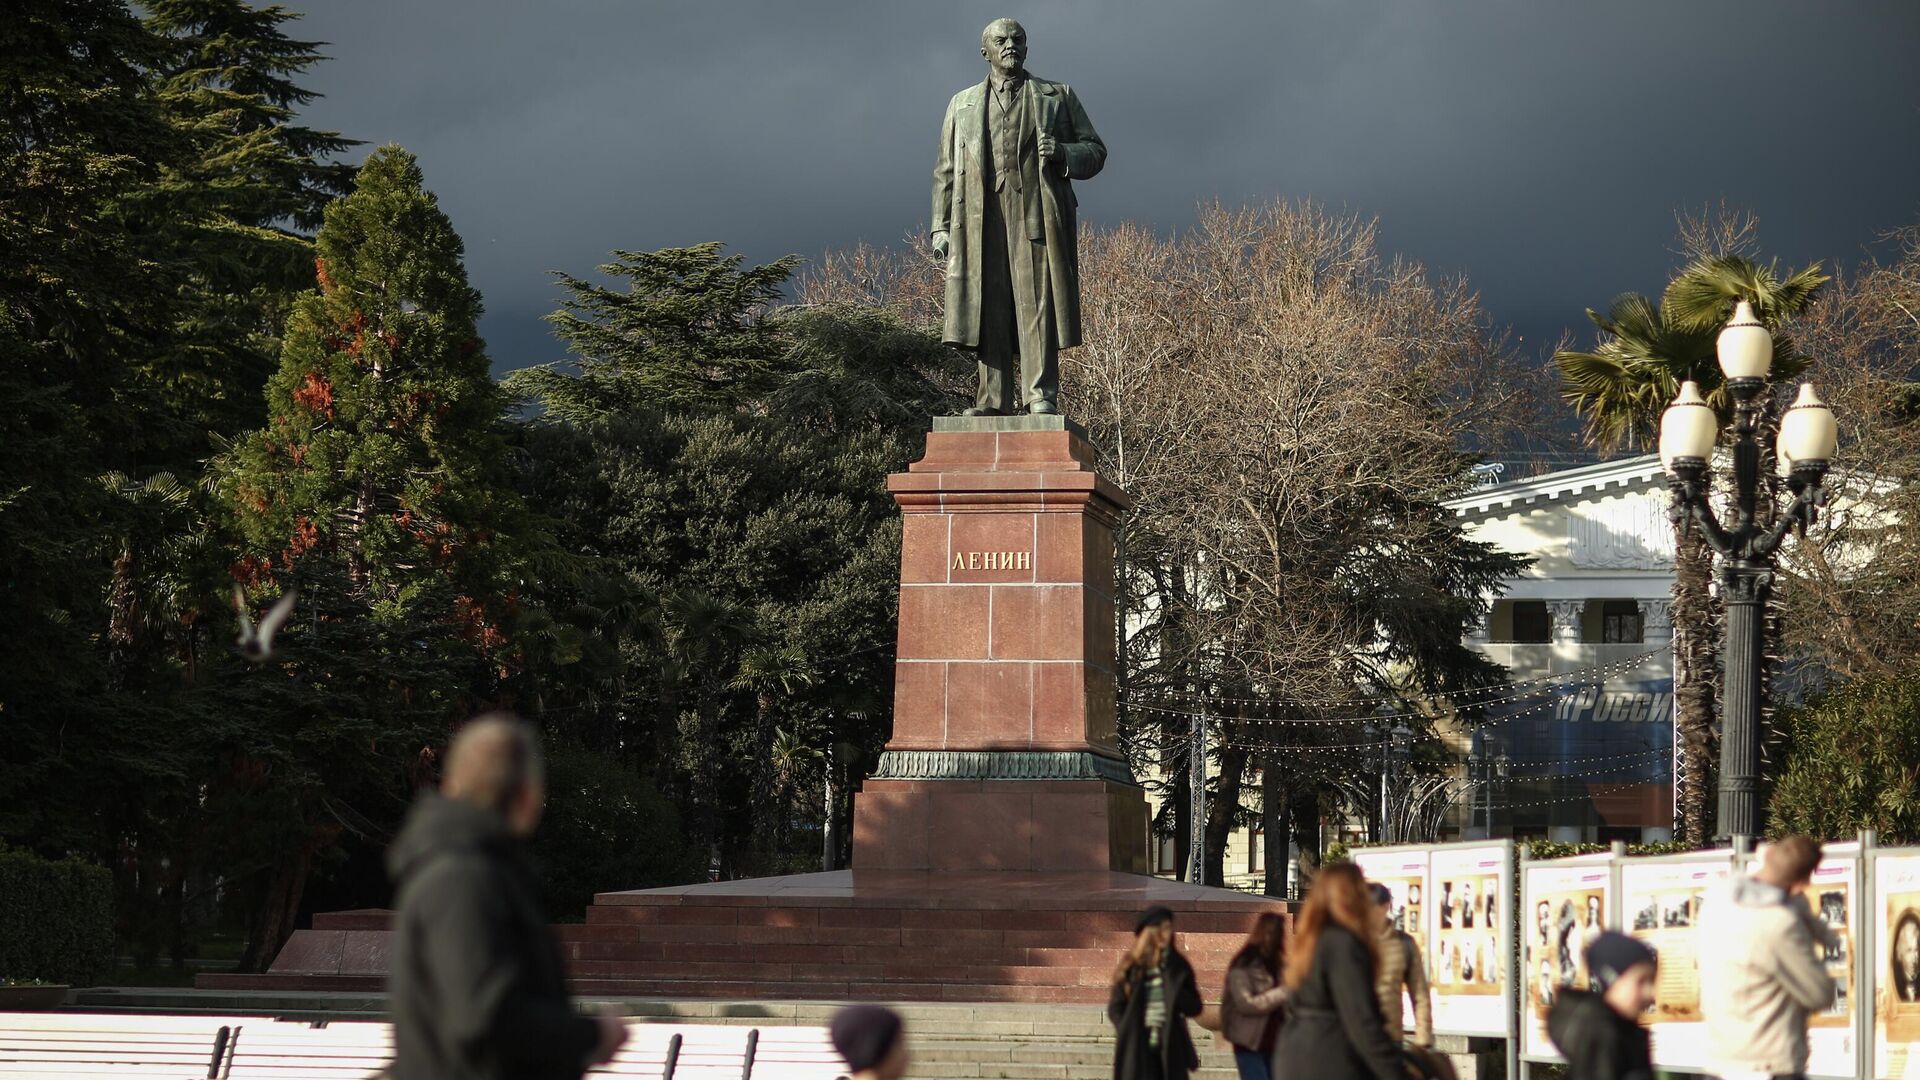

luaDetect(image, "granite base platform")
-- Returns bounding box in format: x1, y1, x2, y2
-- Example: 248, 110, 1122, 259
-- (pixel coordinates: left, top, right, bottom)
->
199, 871, 1287, 1004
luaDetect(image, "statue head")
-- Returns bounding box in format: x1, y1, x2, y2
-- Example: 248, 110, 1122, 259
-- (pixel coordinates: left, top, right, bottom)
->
980, 19, 1028, 77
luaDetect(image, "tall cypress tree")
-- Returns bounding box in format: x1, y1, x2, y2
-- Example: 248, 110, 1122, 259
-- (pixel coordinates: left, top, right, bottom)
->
213, 145, 522, 966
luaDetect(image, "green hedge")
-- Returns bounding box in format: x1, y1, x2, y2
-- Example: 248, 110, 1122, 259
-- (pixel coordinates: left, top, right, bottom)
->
0, 849, 113, 985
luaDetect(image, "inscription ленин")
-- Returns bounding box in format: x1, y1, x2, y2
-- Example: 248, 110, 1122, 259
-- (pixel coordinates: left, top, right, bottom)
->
951, 551, 1032, 571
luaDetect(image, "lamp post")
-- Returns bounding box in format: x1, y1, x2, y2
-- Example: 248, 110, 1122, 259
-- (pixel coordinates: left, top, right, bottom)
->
1494, 750, 1511, 837
1657, 300, 1838, 841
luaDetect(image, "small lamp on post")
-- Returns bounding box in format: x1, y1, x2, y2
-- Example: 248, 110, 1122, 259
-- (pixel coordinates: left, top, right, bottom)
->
1656, 299, 1837, 843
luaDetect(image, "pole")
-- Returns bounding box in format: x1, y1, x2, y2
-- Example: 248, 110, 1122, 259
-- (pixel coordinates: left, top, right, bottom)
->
1188, 708, 1206, 884
1379, 736, 1389, 843
1716, 391, 1766, 843
1718, 558, 1766, 842
821, 743, 836, 872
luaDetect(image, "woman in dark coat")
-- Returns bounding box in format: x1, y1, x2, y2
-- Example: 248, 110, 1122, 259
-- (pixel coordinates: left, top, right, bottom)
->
1108, 905, 1204, 1080
1272, 864, 1405, 1080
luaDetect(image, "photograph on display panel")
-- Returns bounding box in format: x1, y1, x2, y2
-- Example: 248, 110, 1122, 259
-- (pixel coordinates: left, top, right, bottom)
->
1876, 853, 1920, 1080
1427, 844, 1511, 1037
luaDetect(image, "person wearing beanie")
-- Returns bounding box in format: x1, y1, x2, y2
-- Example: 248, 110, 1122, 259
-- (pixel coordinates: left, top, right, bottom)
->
1546, 931, 1657, 1080
829, 1005, 908, 1080
1366, 882, 1433, 1049
1109, 906, 1203, 1080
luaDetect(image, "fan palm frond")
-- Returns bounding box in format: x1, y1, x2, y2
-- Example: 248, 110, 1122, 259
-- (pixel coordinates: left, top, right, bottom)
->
1663, 254, 1829, 333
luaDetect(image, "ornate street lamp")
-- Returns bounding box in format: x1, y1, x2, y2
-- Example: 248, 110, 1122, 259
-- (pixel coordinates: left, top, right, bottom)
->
1657, 300, 1837, 841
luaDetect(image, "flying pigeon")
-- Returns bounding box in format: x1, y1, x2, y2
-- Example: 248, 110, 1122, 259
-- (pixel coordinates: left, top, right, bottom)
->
233, 583, 299, 662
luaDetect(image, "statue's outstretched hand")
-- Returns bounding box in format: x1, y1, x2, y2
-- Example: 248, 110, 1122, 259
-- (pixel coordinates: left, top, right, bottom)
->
931, 231, 951, 262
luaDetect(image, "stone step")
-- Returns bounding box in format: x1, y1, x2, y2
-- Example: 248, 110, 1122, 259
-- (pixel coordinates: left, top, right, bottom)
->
581, 905, 1270, 938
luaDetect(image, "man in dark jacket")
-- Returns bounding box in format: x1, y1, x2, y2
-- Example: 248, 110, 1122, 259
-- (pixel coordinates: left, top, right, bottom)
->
1546, 932, 1657, 1080
388, 714, 626, 1080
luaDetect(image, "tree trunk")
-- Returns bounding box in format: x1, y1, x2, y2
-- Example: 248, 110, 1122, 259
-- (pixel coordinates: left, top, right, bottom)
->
1290, 785, 1320, 894
240, 844, 313, 972
749, 693, 778, 870
1261, 758, 1288, 897
1203, 735, 1248, 888
1672, 526, 1718, 844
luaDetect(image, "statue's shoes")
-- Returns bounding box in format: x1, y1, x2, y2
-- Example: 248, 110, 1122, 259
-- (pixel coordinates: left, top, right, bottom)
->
1027, 399, 1058, 415
961, 407, 1002, 417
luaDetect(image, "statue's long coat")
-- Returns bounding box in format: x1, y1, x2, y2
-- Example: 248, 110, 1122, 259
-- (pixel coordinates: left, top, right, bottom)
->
931, 75, 1105, 350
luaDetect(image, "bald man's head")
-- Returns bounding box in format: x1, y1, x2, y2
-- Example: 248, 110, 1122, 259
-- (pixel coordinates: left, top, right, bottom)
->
443, 713, 545, 833
980, 19, 1027, 77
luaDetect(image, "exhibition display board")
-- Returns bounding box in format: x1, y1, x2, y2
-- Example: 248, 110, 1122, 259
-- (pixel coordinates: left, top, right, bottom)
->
1618, 851, 1736, 1071
1350, 834, 1899, 1079
1520, 854, 1614, 1062
1351, 840, 1515, 1039
1874, 847, 1920, 1079
1740, 845, 1860, 1079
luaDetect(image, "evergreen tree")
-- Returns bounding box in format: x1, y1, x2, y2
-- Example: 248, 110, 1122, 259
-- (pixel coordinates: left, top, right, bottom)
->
212, 145, 524, 965
0, 0, 189, 854
141, 0, 361, 461
510, 246, 959, 874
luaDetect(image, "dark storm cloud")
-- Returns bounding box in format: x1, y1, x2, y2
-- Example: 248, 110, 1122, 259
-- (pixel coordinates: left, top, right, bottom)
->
287, 1, 1920, 377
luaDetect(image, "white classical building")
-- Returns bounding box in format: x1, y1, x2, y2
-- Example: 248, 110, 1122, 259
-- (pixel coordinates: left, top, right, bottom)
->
1445, 454, 1677, 845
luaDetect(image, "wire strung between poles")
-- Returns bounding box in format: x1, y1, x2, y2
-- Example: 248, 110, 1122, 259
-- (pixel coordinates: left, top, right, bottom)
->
1119, 649, 1669, 722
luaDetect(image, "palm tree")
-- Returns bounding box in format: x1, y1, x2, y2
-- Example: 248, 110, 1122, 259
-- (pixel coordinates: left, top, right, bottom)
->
1555, 255, 1827, 843
768, 724, 827, 854
730, 643, 816, 868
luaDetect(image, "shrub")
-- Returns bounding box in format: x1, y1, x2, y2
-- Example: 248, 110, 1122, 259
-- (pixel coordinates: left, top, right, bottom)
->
1771, 673, 1920, 844
536, 745, 704, 919
0, 849, 113, 985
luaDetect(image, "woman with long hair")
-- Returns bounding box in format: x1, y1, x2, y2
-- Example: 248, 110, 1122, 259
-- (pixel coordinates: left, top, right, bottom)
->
1108, 905, 1203, 1080
1220, 911, 1290, 1080
1272, 864, 1404, 1080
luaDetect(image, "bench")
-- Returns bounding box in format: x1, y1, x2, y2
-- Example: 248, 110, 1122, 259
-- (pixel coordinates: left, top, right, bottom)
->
0, 1012, 847, 1080
0, 1011, 250, 1079
219, 1019, 843, 1080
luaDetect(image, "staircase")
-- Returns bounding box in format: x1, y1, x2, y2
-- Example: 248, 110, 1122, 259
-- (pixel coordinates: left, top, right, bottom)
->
555, 898, 1257, 1004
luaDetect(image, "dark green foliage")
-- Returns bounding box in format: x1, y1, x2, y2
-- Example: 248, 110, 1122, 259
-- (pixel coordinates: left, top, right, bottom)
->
0, 0, 387, 975
137, 0, 361, 456
0, 850, 114, 986
1770, 674, 1920, 844
509, 245, 962, 873
209, 145, 534, 967
536, 747, 702, 919
516, 244, 801, 421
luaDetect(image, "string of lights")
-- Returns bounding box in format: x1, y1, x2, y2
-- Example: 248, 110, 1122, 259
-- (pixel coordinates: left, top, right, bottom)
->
1122, 682, 1665, 734
1120, 645, 1669, 709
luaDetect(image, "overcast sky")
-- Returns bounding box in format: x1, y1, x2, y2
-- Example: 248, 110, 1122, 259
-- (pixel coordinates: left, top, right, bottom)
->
286, 1, 1920, 383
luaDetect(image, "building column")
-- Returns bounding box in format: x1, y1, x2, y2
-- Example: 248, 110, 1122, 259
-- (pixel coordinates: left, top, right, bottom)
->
1546, 600, 1586, 645
1637, 598, 1673, 641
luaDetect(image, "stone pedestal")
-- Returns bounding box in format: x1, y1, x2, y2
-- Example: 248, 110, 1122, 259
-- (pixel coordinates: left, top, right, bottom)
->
853, 417, 1148, 873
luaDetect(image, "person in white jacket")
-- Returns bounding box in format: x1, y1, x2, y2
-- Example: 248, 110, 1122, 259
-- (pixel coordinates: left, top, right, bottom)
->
1696, 836, 1835, 1080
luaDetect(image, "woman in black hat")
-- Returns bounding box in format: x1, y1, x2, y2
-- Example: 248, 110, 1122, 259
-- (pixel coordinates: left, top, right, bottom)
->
1108, 905, 1203, 1080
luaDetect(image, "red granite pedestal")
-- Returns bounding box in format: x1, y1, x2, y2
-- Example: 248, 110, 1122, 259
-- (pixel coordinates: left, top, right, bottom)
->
204, 418, 1284, 1004
854, 416, 1146, 874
